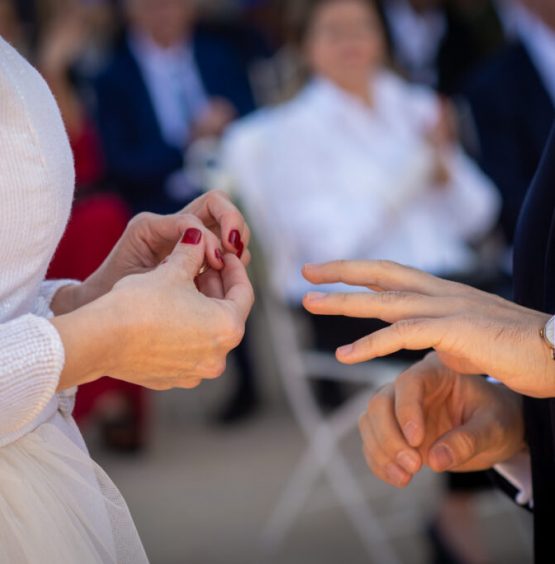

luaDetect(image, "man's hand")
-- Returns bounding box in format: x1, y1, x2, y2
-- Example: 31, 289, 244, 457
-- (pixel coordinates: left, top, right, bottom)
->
303, 260, 552, 397
359, 353, 525, 487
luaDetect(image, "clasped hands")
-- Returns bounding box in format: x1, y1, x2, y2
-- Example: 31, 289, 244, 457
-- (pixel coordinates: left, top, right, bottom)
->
53, 191, 254, 392
303, 260, 551, 488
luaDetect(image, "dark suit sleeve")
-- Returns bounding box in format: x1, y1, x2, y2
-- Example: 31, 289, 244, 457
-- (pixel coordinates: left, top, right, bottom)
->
94, 70, 183, 198
464, 83, 531, 243
195, 33, 257, 118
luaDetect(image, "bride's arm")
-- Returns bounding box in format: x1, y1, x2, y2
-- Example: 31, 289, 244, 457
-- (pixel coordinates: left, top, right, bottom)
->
0, 315, 68, 442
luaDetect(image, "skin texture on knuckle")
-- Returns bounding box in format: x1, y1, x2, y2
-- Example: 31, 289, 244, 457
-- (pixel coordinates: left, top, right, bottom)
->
207, 189, 228, 202
333, 259, 349, 284
396, 368, 420, 390
226, 320, 245, 350
368, 384, 393, 414
392, 318, 422, 339
450, 429, 476, 463
128, 211, 155, 232
377, 291, 413, 308
214, 310, 245, 351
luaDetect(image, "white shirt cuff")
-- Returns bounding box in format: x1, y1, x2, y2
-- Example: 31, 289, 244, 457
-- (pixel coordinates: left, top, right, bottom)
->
494, 451, 533, 507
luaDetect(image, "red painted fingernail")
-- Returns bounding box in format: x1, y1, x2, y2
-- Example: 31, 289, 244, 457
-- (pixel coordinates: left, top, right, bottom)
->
215, 249, 224, 263
229, 229, 242, 251
181, 228, 202, 245
236, 241, 244, 259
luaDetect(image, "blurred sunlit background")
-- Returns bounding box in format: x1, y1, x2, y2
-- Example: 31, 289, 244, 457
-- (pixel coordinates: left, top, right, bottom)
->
3, 0, 552, 561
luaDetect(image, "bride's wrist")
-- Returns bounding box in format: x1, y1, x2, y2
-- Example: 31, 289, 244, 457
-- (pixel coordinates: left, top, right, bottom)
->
51, 292, 127, 391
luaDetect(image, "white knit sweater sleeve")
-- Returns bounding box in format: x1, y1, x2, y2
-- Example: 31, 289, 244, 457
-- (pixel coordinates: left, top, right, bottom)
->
0, 314, 65, 439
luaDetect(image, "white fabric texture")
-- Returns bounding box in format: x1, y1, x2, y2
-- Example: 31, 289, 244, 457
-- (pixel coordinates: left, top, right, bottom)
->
0, 36, 148, 563
223, 72, 501, 303
494, 451, 534, 508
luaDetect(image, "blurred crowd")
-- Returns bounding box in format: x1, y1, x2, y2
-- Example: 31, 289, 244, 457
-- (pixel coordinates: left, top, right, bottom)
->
1, 0, 554, 562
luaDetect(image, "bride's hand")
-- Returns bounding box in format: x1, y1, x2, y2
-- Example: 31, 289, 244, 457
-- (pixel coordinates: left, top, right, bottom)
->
53, 217, 254, 391
54, 191, 251, 312
302, 260, 553, 398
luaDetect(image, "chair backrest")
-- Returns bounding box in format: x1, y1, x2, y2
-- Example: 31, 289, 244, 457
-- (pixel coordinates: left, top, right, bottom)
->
222, 118, 406, 432
222, 114, 301, 303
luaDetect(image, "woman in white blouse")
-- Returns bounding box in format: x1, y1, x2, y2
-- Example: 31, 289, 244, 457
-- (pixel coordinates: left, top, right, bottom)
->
224, 0, 500, 307
0, 36, 253, 563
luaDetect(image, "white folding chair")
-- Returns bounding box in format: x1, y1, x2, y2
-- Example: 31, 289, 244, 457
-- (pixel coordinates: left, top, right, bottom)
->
221, 122, 414, 563
255, 275, 407, 564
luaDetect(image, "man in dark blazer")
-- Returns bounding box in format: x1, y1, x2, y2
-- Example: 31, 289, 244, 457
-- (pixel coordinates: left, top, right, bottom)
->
94, 0, 257, 215
303, 123, 555, 562
464, 0, 555, 244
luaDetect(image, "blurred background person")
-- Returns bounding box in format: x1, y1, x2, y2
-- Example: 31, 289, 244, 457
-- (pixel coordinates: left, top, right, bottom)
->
225, 0, 501, 304
223, 0, 502, 561
94, 0, 263, 425
0, 0, 29, 53
94, 0, 257, 215
464, 0, 555, 248
376, 0, 507, 94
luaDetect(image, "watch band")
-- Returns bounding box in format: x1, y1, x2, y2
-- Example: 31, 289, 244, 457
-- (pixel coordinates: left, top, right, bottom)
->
540, 315, 555, 360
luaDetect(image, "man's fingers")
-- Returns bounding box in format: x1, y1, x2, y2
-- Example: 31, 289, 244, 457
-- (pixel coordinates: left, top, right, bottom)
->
393, 360, 435, 448
302, 260, 464, 297
304, 291, 463, 323
364, 386, 423, 475
220, 254, 255, 322
336, 318, 449, 364
427, 414, 493, 472
359, 412, 413, 488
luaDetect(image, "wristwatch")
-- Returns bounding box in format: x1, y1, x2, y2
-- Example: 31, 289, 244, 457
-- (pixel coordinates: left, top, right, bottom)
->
540, 315, 555, 360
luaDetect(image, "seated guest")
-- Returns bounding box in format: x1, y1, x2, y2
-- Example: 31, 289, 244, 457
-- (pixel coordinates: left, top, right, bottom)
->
224, 0, 500, 307
223, 0, 500, 560
377, 0, 506, 94
95, 0, 257, 215
464, 0, 555, 245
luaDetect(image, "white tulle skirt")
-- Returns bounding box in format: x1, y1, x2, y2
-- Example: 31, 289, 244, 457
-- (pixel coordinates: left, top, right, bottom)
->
0, 416, 149, 563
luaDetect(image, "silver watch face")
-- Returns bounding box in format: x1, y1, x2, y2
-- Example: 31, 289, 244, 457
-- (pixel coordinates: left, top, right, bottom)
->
546, 317, 555, 347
